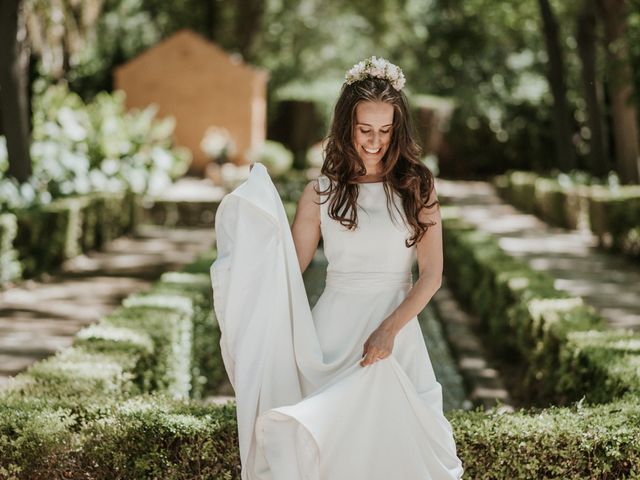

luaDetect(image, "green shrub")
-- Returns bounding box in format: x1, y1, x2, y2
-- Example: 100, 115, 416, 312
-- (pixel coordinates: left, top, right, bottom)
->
0, 213, 21, 284
588, 185, 640, 259
155, 271, 223, 399
6, 190, 137, 281
77, 394, 240, 480
0, 394, 240, 480
0, 248, 230, 477
1, 346, 142, 426
449, 396, 640, 479
73, 322, 156, 393
533, 177, 567, 227
505, 170, 537, 213
0, 403, 77, 479
248, 140, 294, 178
2, 392, 638, 479
558, 330, 640, 404
441, 206, 639, 405
14, 197, 86, 276
494, 170, 640, 259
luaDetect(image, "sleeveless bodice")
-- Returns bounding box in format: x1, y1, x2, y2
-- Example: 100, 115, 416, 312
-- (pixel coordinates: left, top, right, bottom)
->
317, 175, 417, 288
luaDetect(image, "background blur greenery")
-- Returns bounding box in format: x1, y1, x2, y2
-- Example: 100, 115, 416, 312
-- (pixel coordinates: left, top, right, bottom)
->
1, 0, 639, 192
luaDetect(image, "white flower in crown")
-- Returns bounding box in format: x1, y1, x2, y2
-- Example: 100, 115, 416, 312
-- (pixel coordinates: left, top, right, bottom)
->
345, 56, 406, 91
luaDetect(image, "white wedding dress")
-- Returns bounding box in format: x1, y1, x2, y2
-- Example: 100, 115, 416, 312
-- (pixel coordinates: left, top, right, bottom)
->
210, 163, 464, 480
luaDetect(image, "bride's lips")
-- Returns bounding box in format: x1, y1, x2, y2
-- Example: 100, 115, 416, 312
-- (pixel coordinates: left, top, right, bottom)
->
362, 146, 382, 155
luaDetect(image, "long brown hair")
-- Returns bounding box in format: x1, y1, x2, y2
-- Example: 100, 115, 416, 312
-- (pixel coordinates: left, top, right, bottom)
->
317, 76, 439, 247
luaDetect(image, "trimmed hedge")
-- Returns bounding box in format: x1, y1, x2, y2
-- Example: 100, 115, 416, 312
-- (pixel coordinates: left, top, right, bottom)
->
0, 249, 229, 478
2, 209, 639, 478
1, 257, 220, 407
438, 206, 640, 476
440, 206, 640, 406
558, 330, 640, 405
449, 396, 640, 479
493, 170, 640, 259
588, 185, 640, 259
0, 213, 21, 284
0, 394, 240, 480
1, 392, 639, 479
0, 190, 141, 286
2, 392, 638, 479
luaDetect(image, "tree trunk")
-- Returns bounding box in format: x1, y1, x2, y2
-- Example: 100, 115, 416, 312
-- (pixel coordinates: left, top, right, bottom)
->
234, 0, 265, 61
598, 0, 640, 184
205, 0, 220, 41
0, 0, 32, 182
577, 0, 610, 177
538, 0, 577, 172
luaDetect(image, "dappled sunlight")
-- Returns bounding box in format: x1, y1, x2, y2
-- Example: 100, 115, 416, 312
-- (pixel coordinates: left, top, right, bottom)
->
441, 178, 640, 333
0, 226, 214, 383
156, 177, 226, 203
0, 0, 638, 475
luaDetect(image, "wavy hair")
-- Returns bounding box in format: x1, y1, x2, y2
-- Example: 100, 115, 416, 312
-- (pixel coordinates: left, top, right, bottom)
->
317, 76, 439, 247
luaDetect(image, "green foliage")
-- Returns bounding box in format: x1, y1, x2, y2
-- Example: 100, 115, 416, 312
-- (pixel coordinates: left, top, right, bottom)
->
441, 206, 640, 405
77, 395, 240, 480
588, 186, 640, 260
0, 213, 21, 284
0, 393, 240, 480
272, 78, 343, 135
2, 175, 639, 476
65, 0, 164, 97
0, 248, 230, 477
559, 330, 640, 404
0, 404, 78, 479
248, 140, 294, 178
0, 80, 190, 212
272, 168, 311, 204
449, 397, 640, 479
23, 0, 640, 179
155, 271, 225, 399
8, 190, 137, 280
495, 169, 640, 259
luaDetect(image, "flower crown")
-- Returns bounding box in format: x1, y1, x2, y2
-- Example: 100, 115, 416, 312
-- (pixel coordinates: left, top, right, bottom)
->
345, 56, 406, 91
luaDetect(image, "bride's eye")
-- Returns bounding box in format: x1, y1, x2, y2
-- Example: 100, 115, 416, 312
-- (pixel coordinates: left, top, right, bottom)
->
360, 129, 371, 134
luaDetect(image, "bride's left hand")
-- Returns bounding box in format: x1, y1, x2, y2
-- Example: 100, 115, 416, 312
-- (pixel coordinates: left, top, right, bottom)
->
360, 323, 396, 367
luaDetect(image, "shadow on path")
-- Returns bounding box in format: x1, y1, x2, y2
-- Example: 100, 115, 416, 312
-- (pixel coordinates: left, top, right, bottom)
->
438, 179, 640, 331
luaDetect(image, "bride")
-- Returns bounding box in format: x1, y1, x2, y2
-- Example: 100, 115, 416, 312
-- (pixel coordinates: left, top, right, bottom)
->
211, 56, 464, 480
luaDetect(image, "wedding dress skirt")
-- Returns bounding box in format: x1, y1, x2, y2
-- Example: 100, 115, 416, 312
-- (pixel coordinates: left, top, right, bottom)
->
210, 163, 464, 480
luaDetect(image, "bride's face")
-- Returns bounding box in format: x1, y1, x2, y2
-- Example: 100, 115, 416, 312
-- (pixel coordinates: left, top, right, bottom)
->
353, 101, 394, 170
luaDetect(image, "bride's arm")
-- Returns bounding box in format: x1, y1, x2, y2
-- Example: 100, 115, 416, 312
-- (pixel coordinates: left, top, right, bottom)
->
291, 180, 321, 274
379, 185, 443, 336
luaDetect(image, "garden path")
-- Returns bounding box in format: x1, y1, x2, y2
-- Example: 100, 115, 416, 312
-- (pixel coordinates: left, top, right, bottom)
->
0, 224, 215, 389
437, 179, 640, 331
